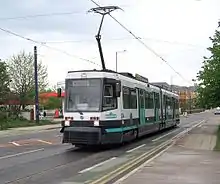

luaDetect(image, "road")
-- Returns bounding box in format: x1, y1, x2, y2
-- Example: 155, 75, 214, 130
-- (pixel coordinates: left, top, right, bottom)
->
0, 112, 210, 184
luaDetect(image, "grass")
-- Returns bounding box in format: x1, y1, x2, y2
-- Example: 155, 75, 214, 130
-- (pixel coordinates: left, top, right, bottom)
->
0, 118, 59, 131
214, 125, 220, 151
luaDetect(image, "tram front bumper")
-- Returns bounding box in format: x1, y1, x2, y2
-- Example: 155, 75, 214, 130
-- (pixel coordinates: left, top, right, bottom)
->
62, 127, 101, 145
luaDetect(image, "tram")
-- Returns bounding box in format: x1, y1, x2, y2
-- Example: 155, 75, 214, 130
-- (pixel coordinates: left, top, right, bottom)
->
58, 70, 180, 147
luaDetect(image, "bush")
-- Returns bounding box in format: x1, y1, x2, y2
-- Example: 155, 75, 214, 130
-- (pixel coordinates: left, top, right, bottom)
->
214, 125, 220, 151
0, 111, 8, 130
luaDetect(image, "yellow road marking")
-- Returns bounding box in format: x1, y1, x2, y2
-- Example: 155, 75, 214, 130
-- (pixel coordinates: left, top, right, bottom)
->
89, 140, 172, 184
37, 139, 53, 145
88, 120, 205, 184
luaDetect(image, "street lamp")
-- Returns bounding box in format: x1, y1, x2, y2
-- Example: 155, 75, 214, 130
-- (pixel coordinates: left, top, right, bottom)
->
170, 75, 176, 92
116, 50, 126, 72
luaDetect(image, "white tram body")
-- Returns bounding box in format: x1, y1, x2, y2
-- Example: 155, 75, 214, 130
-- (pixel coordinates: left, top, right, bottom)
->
60, 70, 180, 146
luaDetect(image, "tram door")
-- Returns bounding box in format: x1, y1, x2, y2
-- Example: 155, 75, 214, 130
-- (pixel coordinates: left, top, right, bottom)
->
138, 89, 145, 125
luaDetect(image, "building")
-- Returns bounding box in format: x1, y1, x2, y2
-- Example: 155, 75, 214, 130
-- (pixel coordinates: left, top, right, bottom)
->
151, 82, 197, 110
39, 92, 65, 104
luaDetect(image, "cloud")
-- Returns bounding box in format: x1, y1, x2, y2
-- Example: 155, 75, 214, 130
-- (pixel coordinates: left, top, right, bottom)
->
0, 0, 220, 87
0, 0, 99, 35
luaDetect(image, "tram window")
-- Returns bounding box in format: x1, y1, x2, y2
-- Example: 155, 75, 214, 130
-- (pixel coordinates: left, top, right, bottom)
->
145, 91, 149, 109
166, 97, 169, 107
163, 95, 166, 108
103, 84, 117, 111
104, 85, 113, 97
175, 99, 179, 109
171, 97, 174, 109
103, 98, 117, 110
130, 89, 137, 109
149, 92, 154, 108
123, 87, 130, 109
166, 97, 171, 108
154, 93, 160, 108
145, 91, 154, 109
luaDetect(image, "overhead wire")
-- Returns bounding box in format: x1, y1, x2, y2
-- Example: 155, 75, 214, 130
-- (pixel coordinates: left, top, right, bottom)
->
0, 27, 100, 67
0, 11, 83, 21
44, 36, 205, 48
89, 0, 193, 85
0, 2, 194, 84
0, 4, 131, 21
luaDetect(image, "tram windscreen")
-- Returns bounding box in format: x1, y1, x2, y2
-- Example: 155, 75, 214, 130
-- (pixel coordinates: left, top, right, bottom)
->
65, 79, 101, 112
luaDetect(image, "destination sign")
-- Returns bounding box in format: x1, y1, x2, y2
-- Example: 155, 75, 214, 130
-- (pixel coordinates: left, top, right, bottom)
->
72, 80, 89, 86
135, 74, 149, 83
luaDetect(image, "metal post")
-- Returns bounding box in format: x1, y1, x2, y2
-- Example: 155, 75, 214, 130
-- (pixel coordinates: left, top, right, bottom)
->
115, 50, 126, 72
188, 89, 192, 114
34, 46, 39, 123
116, 52, 118, 72
170, 76, 173, 92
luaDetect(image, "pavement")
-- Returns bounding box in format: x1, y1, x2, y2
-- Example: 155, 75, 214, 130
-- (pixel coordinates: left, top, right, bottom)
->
0, 120, 61, 138
0, 111, 211, 184
116, 114, 220, 184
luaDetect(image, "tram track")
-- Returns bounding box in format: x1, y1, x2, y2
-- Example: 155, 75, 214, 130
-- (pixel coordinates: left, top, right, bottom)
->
87, 120, 205, 184
0, 115, 207, 184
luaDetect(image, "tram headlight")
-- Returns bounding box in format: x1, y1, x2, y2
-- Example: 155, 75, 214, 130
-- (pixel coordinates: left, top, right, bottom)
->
94, 120, 99, 126
64, 120, 70, 126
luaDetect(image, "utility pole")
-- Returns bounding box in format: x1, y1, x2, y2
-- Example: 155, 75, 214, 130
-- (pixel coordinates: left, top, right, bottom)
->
170, 75, 173, 92
88, 6, 122, 70
116, 52, 117, 72
34, 46, 39, 123
189, 92, 192, 114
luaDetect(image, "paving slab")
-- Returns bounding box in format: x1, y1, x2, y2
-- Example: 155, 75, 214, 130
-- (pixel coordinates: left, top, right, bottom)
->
119, 145, 220, 184
118, 116, 220, 184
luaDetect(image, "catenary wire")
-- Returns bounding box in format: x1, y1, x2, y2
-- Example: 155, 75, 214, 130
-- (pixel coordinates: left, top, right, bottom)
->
0, 4, 131, 21
0, 27, 100, 67
89, 0, 193, 85
44, 36, 205, 48
0, 11, 83, 21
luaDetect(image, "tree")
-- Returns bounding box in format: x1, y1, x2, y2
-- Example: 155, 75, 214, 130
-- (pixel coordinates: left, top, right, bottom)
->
42, 85, 57, 92
196, 29, 220, 108
0, 61, 11, 104
7, 51, 48, 109
43, 97, 62, 110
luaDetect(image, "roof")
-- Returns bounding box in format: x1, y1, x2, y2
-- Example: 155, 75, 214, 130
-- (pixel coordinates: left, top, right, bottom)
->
39, 92, 65, 98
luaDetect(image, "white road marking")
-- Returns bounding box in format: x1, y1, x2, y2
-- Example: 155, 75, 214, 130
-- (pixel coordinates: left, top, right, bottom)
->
126, 144, 146, 153
37, 139, 53, 145
171, 120, 205, 140
113, 143, 174, 184
198, 124, 203, 128
0, 148, 44, 160
55, 134, 62, 137
9, 141, 20, 146
114, 120, 206, 184
152, 129, 179, 142
78, 157, 116, 174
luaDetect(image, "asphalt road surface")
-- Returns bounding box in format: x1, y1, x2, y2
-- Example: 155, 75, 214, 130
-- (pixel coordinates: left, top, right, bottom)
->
0, 112, 210, 184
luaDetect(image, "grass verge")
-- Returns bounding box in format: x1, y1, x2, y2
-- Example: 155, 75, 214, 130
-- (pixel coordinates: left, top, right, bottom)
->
0, 118, 59, 131
214, 125, 220, 151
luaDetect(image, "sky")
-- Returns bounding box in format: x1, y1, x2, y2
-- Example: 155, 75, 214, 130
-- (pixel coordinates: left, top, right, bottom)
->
0, 0, 220, 88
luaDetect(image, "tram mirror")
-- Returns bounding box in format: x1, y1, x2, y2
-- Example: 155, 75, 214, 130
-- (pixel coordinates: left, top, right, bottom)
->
57, 88, 62, 97
115, 82, 121, 97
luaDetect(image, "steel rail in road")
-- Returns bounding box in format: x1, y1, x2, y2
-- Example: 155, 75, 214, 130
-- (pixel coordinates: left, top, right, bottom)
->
87, 120, 205, 184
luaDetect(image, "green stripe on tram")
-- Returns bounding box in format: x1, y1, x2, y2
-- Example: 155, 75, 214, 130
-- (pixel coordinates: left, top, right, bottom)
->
105, 125, 137, 133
